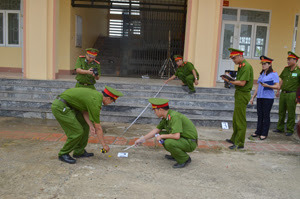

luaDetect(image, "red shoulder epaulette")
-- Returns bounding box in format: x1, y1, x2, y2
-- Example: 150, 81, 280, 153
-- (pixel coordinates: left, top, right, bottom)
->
168, 114, 171, 121
79, 55, 85, 58
94, 60, 100, 64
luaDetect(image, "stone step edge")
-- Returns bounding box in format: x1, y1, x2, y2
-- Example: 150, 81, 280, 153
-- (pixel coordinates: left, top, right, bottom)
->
0, 109, 281, 123
0, 104, 280, 114
0, 89, 237, 97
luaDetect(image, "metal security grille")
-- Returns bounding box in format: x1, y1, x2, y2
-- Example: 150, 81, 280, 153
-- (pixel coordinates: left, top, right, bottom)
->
72, 0, 187, 78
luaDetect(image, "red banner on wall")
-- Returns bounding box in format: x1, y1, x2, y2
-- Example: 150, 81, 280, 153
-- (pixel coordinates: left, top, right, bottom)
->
223, 0, 229, 6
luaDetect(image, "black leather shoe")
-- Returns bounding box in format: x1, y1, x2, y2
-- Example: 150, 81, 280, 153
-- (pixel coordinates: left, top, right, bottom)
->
273, 129, 284, 133
73, 150, 94, 158
225, 139, 234, 144
229, 145, 244, 150
188, 91, 196, 94
172, 157, 191, 168
59, 154, 76, 164
165, 154, 176, 161
286, 133, 293, 136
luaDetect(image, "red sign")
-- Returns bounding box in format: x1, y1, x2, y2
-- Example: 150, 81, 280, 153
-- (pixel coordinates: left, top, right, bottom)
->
223, 0, 229, 6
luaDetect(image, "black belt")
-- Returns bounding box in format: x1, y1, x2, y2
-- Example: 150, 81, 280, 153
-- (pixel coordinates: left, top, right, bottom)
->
282, 91, 296, 93
56, 97, 71, 108
183, 137, 198, 143
77, 81, 92, 86
190, 139, 197, 142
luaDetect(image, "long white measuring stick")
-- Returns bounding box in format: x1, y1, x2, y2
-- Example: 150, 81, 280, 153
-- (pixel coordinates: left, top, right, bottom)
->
101, 83, 167, 153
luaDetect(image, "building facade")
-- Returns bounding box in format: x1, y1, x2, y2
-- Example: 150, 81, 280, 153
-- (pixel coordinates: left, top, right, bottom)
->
0, 0, 299, 87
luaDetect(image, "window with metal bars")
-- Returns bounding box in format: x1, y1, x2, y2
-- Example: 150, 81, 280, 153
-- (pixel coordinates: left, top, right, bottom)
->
109, 0, 141, 37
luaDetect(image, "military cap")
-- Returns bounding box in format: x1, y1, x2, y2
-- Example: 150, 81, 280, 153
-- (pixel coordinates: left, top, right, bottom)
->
173, 55, 183, 61
287, 51, 299, 61
148, 98, 169, 109
103, 86, 123, 101
86, 48, 99, 58
260, 55, 273, 63
228, 48, 244, 58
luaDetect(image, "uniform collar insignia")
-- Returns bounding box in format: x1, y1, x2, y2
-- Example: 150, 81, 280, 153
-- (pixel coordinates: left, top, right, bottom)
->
167, 114, 171, 121
239, 63, 245, 68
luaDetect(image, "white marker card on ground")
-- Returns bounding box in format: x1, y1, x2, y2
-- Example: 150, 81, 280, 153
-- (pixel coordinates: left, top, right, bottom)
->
117, 152, 128, 158
221, 122, 229, 130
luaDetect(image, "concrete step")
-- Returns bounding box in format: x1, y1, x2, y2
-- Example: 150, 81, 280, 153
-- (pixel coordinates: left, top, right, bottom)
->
0, 78, 237, 94
0, 101, 280, 119
0, 107, 279, 129
0, 89, 281, 103
0, 78, 288, 128
0, 96, 281, 111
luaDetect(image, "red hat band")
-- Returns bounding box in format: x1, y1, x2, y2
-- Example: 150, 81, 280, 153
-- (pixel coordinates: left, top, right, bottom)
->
230, 51, 243, 58
152, 102, 169, 109
104, 88, 118, 100
174, 57, 183, 61
87, 51, 98, 57
288, 54, 298, 61
261, 59, 272, 63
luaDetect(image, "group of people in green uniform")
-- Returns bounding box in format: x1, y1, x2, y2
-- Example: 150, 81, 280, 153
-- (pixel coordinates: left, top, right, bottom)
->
52, 48, 197, 168
51, 47, 299, 168
222, 48, 300, 149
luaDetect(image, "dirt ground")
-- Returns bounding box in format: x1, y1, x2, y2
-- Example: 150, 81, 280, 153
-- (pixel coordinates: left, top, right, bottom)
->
0, 117, 300, 199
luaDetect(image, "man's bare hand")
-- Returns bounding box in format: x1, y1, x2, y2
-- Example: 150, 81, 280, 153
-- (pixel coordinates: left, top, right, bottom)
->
89, 126, 96, 136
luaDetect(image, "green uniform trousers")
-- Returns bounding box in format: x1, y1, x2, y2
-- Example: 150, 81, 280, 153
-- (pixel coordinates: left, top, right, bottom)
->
163, 138, 197, 164
51, 99, 90, 156
277, 92, 297, 134
177, 72, 196, 92
231, 90, 251, 147
75, 82, 96, 90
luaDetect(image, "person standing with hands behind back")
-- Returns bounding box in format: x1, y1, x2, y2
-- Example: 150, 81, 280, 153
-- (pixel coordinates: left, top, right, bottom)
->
250, 56, 279, 140
273, 51, 300, 136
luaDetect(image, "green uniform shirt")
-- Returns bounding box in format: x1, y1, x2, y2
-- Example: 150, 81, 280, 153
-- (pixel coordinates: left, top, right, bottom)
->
175, 62, 199, 78
75, 56, 101, 85
279, 66, 300, 91
60, 88, 102, 124
235, 59, 253, 92
156, 110, 198, 140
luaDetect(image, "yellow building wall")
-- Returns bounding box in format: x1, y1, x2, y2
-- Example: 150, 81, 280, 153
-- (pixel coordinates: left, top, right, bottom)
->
69, 7, 108, 70
57, 0, 71, 71
0, 47, 22, 69
184, 0, 222, 87
228, 0, 300, 79
24, 0, 58, 80
57, 1, 108, 72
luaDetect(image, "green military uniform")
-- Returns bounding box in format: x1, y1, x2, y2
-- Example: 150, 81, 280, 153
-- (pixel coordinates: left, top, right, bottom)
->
277, 52, 300, 134
75, 48, 101, 90
174, 56, 199, 92
52, 87, 102, 156
151, 98, 198, 164
229, 48, 253, 147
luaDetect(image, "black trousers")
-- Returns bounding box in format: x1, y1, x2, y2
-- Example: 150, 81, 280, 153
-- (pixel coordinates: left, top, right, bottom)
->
256, 98, 274, 136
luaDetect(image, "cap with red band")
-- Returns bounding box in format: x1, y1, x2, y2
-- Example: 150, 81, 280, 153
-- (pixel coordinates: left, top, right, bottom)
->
148, 98, 169, 109
86, 48, 99, 57
260, 55, 273, 63
287, 51, 299, 61
173, 55, 183, 61
103, 86, 123, 101
228, 48, 244, 58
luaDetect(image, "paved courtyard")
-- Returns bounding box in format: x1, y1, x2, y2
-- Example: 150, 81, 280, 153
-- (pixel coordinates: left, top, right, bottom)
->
0, 117, 299, 198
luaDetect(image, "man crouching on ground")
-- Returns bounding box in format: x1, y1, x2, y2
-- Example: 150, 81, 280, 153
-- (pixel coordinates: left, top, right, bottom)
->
51, 86, 123, 164
135, 98, 198, 168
